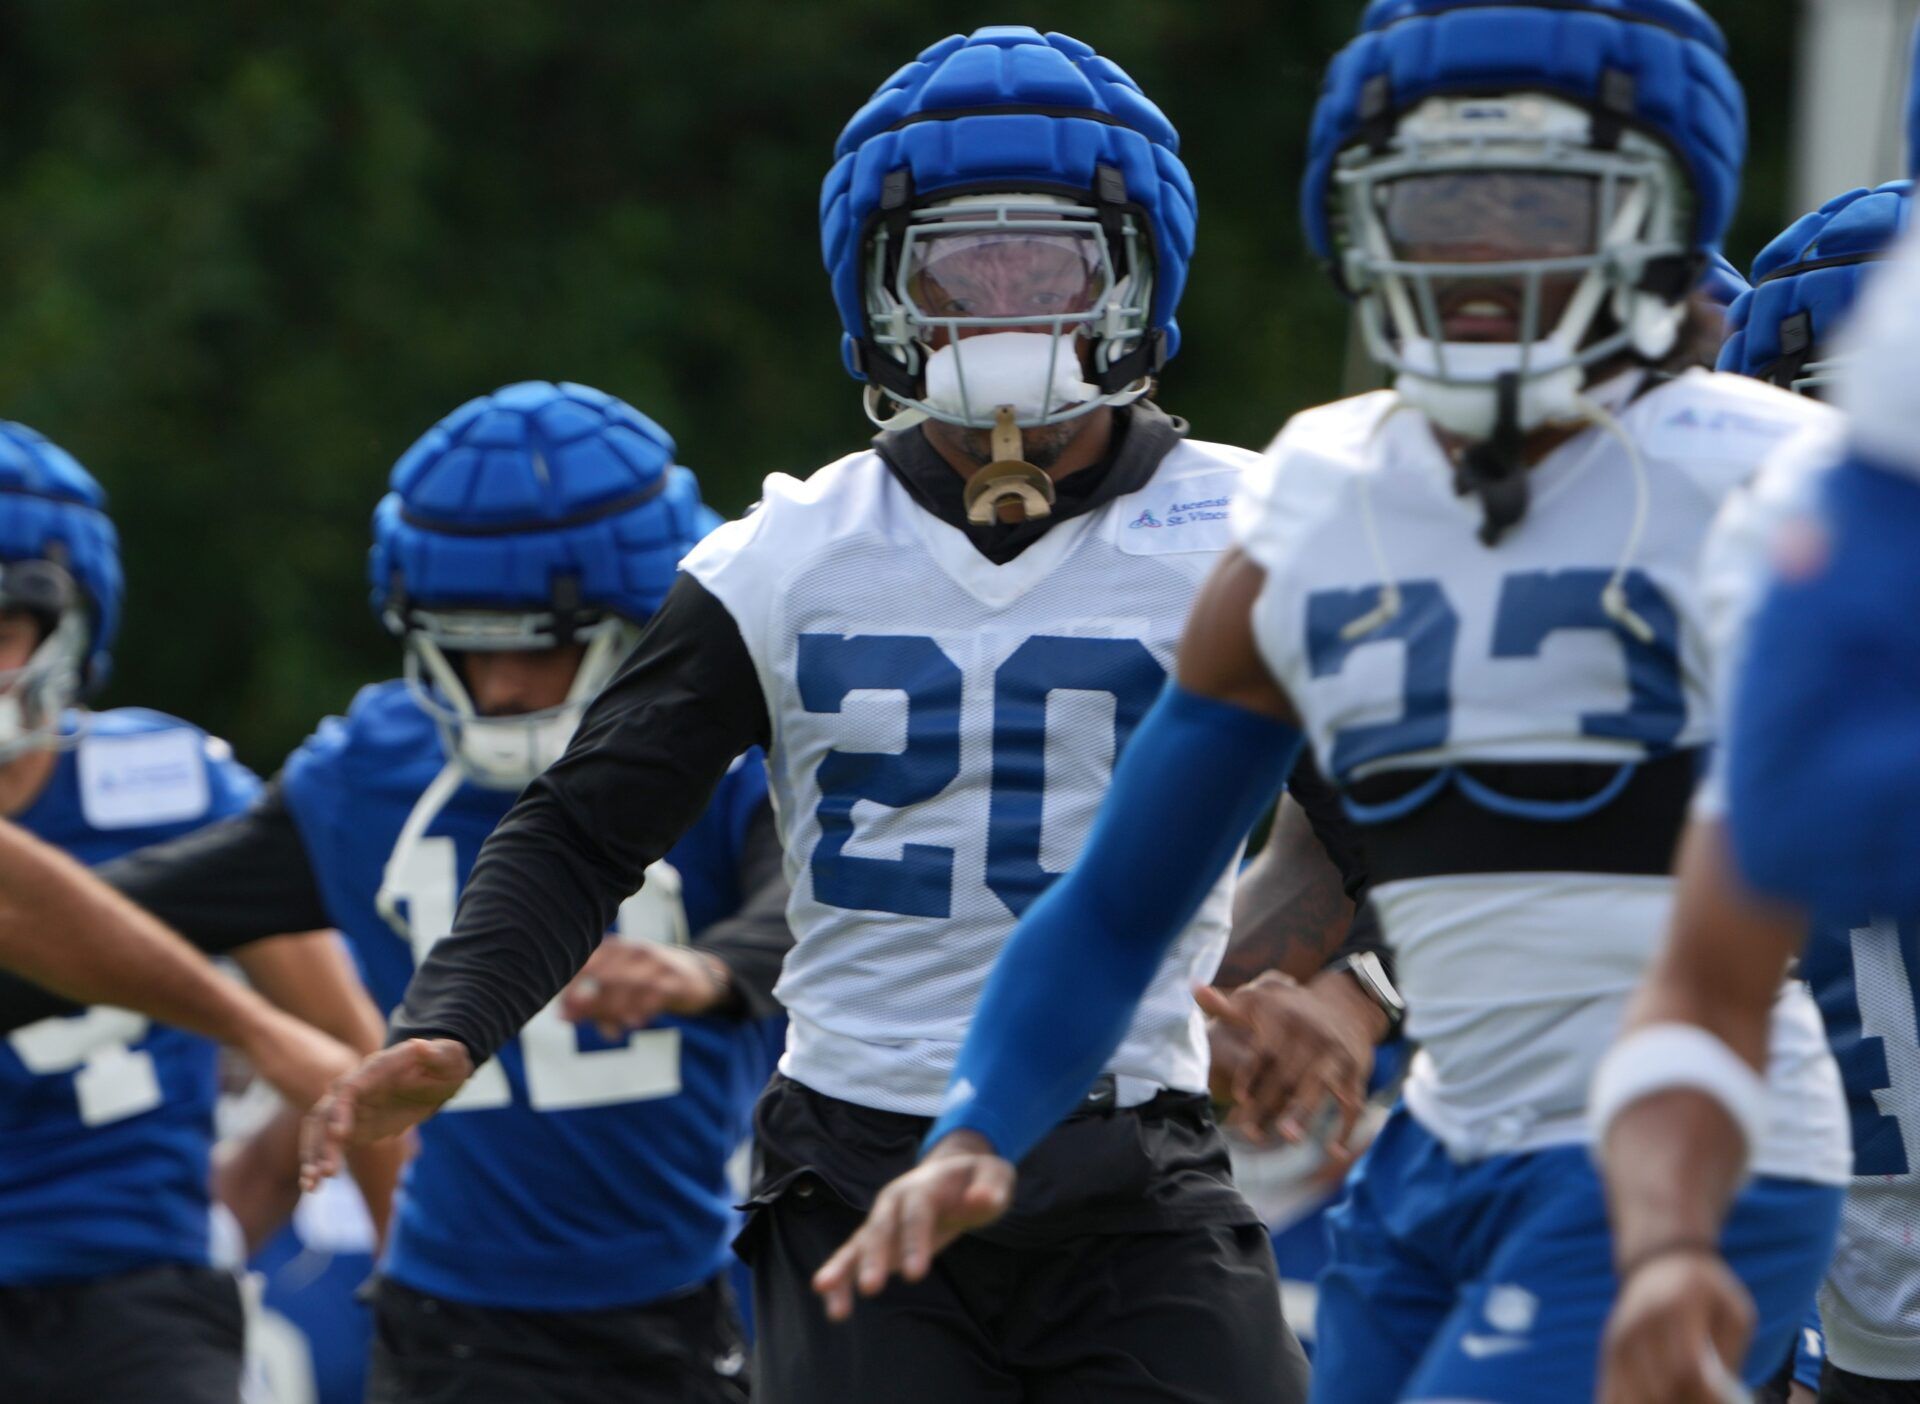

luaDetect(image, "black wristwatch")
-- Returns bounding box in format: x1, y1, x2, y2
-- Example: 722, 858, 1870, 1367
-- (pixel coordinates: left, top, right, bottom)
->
1324, 950, 1405, 1038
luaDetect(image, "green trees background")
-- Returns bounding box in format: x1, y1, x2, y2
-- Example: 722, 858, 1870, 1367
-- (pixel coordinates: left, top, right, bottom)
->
0, 1, 1801, 771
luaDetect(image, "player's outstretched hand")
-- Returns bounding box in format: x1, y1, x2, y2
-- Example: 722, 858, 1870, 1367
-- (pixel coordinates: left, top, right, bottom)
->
812, 1131, 1015, 1322
299, 1037, 473, 1191
558, 940, 732, 1037
240, 1004, 359, 1112
1196, 971, 1371, 1150
1600, 1248, 1757, 1404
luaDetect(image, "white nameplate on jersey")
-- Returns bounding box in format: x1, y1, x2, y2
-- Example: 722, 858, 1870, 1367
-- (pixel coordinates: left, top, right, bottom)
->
77, 729, 211, 830
1116, 470, 1240, 556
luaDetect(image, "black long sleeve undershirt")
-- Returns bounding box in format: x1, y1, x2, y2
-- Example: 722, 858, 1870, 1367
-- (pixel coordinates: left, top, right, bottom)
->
391, 574, 772, 1061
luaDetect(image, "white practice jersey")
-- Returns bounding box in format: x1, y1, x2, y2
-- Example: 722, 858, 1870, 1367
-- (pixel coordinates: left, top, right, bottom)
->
1234, 368, 1849, 1183
1702, 428, 1920, 1377
684, 438, 1250, 1115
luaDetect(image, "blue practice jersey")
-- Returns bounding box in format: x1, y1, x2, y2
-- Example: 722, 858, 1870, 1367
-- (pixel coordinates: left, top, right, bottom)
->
280, 680, 778, 1311
1802, 918, 1920, 1181
250, 1177, 379, 1404
0, 708, 260, 1284
1797, 916, 1920, 1377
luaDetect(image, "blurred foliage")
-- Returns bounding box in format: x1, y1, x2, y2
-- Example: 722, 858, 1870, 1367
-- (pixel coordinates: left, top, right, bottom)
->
0, 0, 1798, 770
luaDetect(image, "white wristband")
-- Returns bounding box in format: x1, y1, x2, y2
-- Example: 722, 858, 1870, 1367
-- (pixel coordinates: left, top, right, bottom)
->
1589, 1022, 1767, 1162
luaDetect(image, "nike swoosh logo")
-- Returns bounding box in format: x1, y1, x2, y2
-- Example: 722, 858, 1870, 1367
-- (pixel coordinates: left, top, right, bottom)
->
1460, 1334, 1529, 1359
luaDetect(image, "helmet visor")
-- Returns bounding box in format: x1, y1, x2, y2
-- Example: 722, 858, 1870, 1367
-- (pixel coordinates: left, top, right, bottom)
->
1379, 171, 1604, 262
903, 228, 1108, 322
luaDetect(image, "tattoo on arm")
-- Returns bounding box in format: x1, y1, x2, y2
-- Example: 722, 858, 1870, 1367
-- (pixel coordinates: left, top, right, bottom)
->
1218, 797, 1355, 988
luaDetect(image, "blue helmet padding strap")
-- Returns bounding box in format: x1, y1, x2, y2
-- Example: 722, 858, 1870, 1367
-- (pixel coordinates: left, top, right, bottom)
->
1756, 248, 1896, 288
397, 476, 668, 539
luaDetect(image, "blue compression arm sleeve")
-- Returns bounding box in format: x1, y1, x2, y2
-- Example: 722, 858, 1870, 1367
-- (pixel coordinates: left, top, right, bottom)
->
926, 681, 1306, 1163
1730, 459, 1920, 913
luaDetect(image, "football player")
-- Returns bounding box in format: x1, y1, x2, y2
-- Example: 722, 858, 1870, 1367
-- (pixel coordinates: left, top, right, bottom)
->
303, 28, 1394, 1404
820, 5, 1859, 1402
0, 420, 385, 1404
1599, 182, 1920, 1404
0, 381, 789, 1404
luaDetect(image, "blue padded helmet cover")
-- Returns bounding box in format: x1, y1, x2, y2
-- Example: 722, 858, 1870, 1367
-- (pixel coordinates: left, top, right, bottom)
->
0, 422, 121, 685
1697, 249, 1749, 308
1304, 0, 1746, 260
1718, 181, 1913, 381
821, 26, 1197, 378
369, 381, 707, 627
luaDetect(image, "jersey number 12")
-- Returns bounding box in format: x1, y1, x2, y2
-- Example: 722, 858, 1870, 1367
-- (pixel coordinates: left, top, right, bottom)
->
389, 836, 691, 1113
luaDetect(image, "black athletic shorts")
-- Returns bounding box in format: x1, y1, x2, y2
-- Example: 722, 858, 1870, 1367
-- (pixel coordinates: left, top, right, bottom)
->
736, 1073, 1310, 1404
365, 1272, 749, 1404
0, 1262, 244, 1404
1823, 1361, 1920, 1403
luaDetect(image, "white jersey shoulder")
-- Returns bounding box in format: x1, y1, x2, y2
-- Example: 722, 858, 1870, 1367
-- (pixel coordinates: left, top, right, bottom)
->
1698, 418, 1846, 695
1233, 390, 1399, 582
682, 451, 892, 641
1633, 369, 1838, 503
690, 435, 1253, 1116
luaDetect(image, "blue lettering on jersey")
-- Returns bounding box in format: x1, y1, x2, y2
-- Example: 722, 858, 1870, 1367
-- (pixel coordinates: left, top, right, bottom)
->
280, 681, 779, 1311
1801, 917, 1920, 1179
796, 633, 1166, 920
0, 709, 260, 1284
1304, 568, 1686, 782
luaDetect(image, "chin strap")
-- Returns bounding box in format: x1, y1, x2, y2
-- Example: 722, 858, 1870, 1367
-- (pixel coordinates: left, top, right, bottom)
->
1452, 372, 1531, 546
1340, 396, 1419, 642
1572, 394, 1658, 644
374, 759, 467, 939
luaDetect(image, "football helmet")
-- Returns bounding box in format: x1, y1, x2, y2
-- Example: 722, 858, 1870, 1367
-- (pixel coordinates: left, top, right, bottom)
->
822, 27, 1196, 435
1303, 0, 1745, 441
1719, 181, 1912, 396
0, 423, 121, 760
368, 381, 709, 790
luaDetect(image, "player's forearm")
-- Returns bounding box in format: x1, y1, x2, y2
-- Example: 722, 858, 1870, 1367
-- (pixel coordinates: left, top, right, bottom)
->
928, 682, 1304, 1162
394, 574, 772, 1061
1601, 1090, 1748, 1274
1306, 960, 1393, 1048
235, 931, 386, 1056
1220, 796, 1356, 987
214, 1103, 306, 1256
0, 818, 280, 1046
233, 930, 404, 1237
